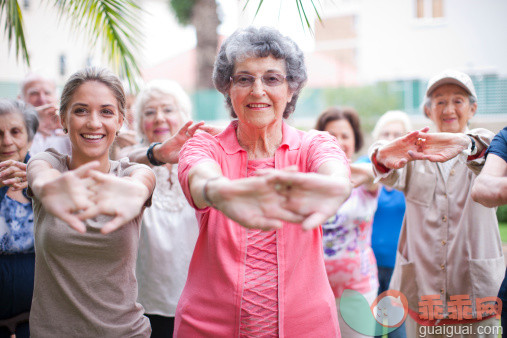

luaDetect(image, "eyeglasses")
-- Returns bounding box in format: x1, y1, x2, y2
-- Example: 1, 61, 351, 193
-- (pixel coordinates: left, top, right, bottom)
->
230, 73, 287, 87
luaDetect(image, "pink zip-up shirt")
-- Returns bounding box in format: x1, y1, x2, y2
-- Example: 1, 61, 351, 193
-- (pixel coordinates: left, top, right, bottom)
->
176, 121, 348, 337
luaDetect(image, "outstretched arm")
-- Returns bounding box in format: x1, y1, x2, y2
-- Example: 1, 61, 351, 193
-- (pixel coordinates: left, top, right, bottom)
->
472, 154, 507, 207
78, 167, 155, 234
128, 121, 223, 165
257, 160, 351, 230
350, 163, 378, 192
187, 161, 304, 231
28, 160, 100, 233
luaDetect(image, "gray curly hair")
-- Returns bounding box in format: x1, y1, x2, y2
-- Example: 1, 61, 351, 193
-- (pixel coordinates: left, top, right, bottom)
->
0, 99, 39, 142
213, 26, 307, 119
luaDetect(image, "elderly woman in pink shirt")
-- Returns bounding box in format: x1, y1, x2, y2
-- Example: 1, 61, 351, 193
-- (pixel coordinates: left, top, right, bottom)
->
171, 26, 351, 337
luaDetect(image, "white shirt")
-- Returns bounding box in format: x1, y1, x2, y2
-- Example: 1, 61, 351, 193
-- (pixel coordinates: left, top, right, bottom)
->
30, 131, 72, 156
136, 165, 198, 316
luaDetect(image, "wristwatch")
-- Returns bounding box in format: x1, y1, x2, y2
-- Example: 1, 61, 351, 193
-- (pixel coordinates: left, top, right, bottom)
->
146, 142, 165, 166
467, 135, 477, 156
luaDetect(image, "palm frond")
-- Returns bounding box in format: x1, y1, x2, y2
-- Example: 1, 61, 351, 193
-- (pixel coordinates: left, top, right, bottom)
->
1, 0, 30, 65
243, 0, 322, 33
54, 0, 144, 90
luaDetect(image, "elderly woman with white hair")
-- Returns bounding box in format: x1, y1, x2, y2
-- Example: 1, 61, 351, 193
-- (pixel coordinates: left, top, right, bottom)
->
370, 110, 412, 338
128, 80, 199, 337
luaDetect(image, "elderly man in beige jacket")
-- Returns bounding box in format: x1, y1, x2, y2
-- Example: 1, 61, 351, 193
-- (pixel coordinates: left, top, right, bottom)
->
369, 70, 503, 338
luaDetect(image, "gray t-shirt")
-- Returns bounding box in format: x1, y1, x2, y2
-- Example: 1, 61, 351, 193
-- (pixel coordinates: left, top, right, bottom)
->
27, 149, 151, 337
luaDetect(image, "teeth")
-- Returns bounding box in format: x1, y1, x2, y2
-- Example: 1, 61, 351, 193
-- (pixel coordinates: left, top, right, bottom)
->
82, 134, 103, 140
249, 104, 269, 108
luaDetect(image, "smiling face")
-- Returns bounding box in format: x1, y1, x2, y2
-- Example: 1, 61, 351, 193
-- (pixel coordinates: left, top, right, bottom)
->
425, 84, 476, 133
140, 94, 184, 143
61, 81, 123, 164
0, 113, 30, 162
228, 55, 293, 130
324, 119, 355, 159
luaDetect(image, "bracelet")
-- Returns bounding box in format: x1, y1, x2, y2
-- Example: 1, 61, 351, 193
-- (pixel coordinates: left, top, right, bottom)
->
371, 149, 390, 174
467, 135, 477, 156
146, 142, 165, 166
203, 176, 221, 208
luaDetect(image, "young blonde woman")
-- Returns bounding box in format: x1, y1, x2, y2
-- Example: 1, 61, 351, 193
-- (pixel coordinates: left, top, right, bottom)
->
26, 67, 155, 337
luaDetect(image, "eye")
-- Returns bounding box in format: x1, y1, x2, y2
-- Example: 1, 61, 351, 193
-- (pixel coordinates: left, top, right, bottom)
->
102, 109, 115, 116
263, 74, 285, 86
232, 74, 254, 86
144, 109, 156, 117
163, 107, 175, 114
74, 107, 87, 115
11, 128, 20, 135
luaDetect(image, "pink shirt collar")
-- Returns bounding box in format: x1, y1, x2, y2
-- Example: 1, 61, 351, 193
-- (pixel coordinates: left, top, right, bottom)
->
217, 120, 303, 155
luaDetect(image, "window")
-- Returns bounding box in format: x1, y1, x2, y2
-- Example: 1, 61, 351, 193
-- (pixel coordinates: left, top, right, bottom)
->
59, 54, 67, 76
415, 0, 444, 19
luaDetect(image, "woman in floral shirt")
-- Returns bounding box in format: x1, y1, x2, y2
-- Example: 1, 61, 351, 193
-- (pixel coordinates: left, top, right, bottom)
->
316, 107, 380, 338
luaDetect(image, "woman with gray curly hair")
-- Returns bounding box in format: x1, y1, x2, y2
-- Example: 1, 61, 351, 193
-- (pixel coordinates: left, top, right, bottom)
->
173, 26, 351, 337
0, 99, 38, 338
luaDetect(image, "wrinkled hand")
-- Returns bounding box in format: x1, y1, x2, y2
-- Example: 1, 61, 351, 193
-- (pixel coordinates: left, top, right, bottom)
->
36, 104, 61, 135
407, 132, 469, 162
158, 121, 205, 163
211, 176, 304, 231
377, 127, 430, 169
77, 171, 149, 234
115, 130, 138, 148
256, 168, 351, 230
0, 160, 28, 190
38, 161, 98, 233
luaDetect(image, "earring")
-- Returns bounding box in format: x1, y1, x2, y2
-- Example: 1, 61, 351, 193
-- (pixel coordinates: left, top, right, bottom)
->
63, 128, 68, 134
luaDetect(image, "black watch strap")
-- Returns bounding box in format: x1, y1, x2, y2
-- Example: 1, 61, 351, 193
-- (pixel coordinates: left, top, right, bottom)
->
147, 142, 165, 166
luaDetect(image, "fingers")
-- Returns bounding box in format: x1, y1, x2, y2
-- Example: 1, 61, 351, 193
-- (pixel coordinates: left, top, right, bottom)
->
187, 121, 205, 137
101, 215, 127, 234
11, 181, 28, 191
73, 161, 100, 178
177, 120, 194, 136
269, 205, 305, 224
249, 216, 283, 231
198, 124, 223, 136
301, 212, 329, 231
58, 213, 87, 233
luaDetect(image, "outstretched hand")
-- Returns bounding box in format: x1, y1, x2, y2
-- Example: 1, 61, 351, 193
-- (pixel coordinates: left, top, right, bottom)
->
256, 168, 350, 230
407, 132, 470, 162
210, 176, 304, 231
376, 127, 430, 169
77, 171, 150, 234
38, 161, 99, 233
157, 121, 205, 164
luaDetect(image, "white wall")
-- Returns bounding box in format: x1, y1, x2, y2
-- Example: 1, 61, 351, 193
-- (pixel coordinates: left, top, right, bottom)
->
318, 0, 507, 83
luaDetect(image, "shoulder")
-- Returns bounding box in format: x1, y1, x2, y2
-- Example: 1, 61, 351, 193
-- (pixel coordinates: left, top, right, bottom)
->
27, 148, 68, 172
111, 158, 152, 178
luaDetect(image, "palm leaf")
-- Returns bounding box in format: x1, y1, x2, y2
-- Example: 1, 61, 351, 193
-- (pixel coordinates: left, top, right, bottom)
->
0, 0, 30, 64
53, 0, 144, 90
243, 0, 322, 33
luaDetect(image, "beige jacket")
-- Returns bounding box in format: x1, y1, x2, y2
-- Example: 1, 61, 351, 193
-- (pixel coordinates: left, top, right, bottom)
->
369, 128, 504, 319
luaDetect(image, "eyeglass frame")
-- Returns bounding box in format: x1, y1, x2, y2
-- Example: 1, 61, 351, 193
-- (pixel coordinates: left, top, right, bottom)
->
229, 73, 288, 88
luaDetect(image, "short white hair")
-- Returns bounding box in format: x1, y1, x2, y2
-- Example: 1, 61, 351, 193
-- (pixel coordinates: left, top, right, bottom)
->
372, 110, 412, 140
134, 79, 192, 137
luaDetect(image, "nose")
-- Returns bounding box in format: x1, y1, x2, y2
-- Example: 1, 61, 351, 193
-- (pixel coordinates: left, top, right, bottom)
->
1, 133, 13, 146
443, 102, 455, 114
250, 78, 266, 96
154, 108, 165, 122
87, 111, 101, 129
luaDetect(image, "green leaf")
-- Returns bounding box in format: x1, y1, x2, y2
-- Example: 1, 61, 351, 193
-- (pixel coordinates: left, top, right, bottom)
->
53, 0, 144, 91
0, 0, 30, 65
243, 0, 323, 33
